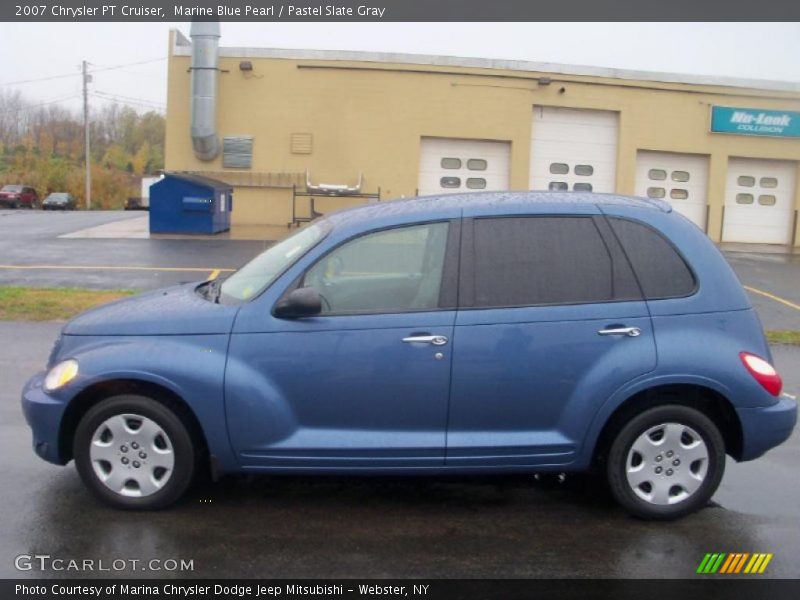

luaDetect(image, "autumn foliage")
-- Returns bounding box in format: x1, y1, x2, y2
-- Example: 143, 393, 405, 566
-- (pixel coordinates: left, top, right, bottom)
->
0, 90, 164, 209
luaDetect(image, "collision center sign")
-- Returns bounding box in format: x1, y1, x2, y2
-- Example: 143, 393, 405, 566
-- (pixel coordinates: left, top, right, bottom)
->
711, 106, 800, 138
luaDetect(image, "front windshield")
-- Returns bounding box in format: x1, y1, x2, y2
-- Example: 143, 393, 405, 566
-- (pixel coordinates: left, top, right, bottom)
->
220, 221, 330, 302
2, 185, 22, 193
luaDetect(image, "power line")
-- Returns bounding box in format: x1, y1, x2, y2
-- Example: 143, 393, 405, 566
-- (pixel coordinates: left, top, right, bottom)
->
93, 89, 165, 106
90, 92, 166, 112
0, 94, 81, 116
0, 71, 80, 87
0, 57, 166, 87
89, 57, 167, 74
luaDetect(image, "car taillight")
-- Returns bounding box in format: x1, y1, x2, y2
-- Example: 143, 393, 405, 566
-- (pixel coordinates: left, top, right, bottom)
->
739, 352, 782, 396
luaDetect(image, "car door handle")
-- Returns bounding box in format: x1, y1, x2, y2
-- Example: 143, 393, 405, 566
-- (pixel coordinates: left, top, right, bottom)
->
597, 327, 642, 337
402, 335, 449, 346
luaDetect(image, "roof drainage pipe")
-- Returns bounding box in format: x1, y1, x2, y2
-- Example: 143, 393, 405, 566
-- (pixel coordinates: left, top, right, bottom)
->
190, 21, 221, 161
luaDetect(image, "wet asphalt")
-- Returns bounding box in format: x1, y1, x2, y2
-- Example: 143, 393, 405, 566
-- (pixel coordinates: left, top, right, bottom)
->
0, 209, 798, 579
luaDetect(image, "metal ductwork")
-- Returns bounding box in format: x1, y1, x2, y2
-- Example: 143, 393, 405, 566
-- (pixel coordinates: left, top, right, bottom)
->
190, 21, 220, 161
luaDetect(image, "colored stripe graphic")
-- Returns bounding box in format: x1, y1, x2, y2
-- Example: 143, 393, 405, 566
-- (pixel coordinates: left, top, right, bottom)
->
720, 554, 736, 573
698, 552, 773, 574
734, 553, 750, 573
697, 554, 713, 574
710, 553, 726, 574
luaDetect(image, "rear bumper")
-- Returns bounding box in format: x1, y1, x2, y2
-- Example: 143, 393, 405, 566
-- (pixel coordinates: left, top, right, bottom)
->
736, 394, 797, 461
21, 372, 70, 465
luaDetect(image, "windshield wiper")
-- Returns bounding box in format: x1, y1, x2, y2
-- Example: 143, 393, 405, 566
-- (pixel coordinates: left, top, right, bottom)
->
208, 278, 223, 303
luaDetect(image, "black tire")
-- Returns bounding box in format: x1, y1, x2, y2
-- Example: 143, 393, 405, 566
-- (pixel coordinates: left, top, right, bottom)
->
73, 395, 197, 510
606, 405, 725, 520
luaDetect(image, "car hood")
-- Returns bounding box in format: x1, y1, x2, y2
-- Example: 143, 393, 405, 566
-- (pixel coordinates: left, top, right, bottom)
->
63, 283, 239, 336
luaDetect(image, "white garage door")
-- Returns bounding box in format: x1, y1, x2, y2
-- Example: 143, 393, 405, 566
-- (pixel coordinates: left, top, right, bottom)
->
418, 138, 511, 196
635, 151, 709, 230
723, 158, 796, 244
529, 107, 618, 193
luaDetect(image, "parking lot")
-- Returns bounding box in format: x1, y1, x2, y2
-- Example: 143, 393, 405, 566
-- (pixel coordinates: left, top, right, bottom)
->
0, 209, 798, 579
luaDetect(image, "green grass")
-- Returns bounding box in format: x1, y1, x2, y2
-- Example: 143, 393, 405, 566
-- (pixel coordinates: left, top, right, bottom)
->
0, 286, 137, 321
765, 330, 800, 346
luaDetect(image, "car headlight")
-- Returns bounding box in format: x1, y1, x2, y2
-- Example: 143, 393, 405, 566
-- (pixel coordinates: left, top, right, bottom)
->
43, 359, 79, 392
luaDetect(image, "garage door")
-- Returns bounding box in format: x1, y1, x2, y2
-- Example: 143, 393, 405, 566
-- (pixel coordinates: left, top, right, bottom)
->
418, 138, 511, 196
723, 158, 796, 244
635, 151, 709, 230
529, 107, 618, 193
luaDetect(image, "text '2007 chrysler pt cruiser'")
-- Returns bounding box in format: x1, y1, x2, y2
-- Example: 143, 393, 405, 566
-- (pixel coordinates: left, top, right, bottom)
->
22, 192, 797, 519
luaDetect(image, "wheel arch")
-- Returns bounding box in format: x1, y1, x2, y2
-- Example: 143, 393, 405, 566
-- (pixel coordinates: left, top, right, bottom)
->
59, 378, 209, 466
592, 384, 744, 467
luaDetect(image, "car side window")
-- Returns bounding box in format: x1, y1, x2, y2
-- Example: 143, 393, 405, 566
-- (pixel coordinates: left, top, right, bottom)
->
469, 216, 641, 308
302, 222, 450, 314
608, 217, 696, 299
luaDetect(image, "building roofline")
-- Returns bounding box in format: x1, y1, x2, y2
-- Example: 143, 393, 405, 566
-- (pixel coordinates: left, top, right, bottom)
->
170, 32, 800, 94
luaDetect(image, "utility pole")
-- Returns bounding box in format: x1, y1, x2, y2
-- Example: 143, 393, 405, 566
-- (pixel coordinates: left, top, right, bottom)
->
82, 60, 91, 210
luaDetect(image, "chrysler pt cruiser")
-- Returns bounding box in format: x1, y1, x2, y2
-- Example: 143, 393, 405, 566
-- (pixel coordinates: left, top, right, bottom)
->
21, 192, 796, 519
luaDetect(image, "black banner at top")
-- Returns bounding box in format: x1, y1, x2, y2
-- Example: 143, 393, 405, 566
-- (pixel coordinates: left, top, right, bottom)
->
3, 0, 800, 22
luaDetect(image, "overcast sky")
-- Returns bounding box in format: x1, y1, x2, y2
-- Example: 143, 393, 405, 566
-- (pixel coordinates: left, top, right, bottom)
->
1, 22, 798, 115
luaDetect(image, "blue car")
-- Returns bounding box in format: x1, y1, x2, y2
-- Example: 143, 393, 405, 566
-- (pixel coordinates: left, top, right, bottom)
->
22, 192, 796, 519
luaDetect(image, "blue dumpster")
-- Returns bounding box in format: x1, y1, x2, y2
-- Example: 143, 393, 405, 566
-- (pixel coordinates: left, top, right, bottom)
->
149, 173, 233, 234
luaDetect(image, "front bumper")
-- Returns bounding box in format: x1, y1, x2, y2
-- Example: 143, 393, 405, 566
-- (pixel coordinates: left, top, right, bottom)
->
736, 394, 797, 461
21, 372, 70, 465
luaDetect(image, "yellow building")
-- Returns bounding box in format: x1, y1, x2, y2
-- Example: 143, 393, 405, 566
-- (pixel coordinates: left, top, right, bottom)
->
165, 27, 800, 246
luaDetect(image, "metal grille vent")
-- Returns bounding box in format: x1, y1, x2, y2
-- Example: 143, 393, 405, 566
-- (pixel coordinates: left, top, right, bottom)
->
291, 133, 313, 154
223, 136, 254, 169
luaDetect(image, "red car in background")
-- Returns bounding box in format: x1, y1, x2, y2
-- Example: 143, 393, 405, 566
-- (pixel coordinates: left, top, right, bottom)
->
0, 185, 39, 208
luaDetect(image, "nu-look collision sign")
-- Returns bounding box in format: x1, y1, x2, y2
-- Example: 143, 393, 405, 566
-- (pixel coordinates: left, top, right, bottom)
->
711, 106, 800, 138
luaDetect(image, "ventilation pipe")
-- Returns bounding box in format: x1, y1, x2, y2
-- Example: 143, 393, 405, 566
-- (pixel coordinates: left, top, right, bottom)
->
189, 21, 220, 161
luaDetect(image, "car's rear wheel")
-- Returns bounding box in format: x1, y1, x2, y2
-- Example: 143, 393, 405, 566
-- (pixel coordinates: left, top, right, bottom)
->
606, 405, 725, 520
73, 395, 197, 510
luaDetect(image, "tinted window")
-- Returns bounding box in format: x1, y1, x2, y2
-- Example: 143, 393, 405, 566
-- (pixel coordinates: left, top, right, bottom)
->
758, 195, 776, 206
471, 217, 640, 307
303, 222, 449, 314
609, 218, 695, 299
440, 177, 461, 189
737, 175, 755, 187
671, 171, 690, 182
441, 158, 461, 169
760, 177, 778, 188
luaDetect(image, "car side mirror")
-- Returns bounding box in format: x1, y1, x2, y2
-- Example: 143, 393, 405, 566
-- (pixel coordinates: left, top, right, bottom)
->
274, 287, 322, 318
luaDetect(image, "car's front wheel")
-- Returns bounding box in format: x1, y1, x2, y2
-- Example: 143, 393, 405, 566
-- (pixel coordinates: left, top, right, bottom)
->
73, 395, 197, 510
606, 405, 725, 520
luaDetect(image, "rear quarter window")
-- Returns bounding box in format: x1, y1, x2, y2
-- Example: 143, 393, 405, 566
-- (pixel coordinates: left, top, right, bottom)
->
470, 216, 641, 307
608, 217, 696, 299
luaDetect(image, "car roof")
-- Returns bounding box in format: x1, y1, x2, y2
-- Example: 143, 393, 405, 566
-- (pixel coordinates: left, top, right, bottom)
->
325, 191, 671, 226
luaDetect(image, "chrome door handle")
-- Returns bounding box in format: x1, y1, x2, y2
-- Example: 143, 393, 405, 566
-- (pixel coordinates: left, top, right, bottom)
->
402, 335, 449, 346
597, 327, 642, 337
